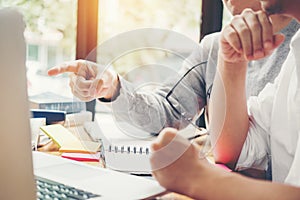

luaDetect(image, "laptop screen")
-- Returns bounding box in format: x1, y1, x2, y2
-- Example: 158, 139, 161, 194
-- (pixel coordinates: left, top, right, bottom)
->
0, 8, 36, 200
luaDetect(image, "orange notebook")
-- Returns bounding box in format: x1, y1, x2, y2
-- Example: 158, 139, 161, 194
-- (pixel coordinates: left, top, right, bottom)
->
40, 124, 100, 153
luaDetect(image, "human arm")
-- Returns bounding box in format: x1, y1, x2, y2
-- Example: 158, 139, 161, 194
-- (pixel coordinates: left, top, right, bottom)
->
208, 9, 285, 168
150, 128, 300, 200
47, 47, 208, 133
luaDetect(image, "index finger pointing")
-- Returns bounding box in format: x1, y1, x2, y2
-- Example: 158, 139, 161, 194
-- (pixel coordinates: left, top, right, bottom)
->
47, 61, 81, 76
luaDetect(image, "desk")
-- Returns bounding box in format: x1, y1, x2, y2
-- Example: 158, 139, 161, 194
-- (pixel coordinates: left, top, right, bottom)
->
36, 114, 198, 199
37, 151, 192, 199
37, 113, 265, 199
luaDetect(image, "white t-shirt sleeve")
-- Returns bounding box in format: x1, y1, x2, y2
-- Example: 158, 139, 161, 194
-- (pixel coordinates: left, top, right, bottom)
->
235, 116, 270, 171
236, 80, 280, 171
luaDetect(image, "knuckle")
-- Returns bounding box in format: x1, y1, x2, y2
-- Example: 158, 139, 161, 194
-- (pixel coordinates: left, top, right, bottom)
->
239, 27, 250, 36
259, 12, 271, 24
77, 59, 84, 63
66, 65, 73, 71
242, 8, 254, 14
223, 24, 232, 33
227, 29, 237, 39
251, 22, 261, 31
75, 79, 84, 89
233, 41, 241, 49
224, 24, 231, 29
232, 15, 242, 22
256, 10, 265, 15
77, 59, 86, 69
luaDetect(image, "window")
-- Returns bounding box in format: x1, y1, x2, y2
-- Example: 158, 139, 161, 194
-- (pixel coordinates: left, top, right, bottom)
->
95, 0, 202, 113
0, 0, 77, 97
98, 0, 202, 76
1, 1, 225, 116
27, 44, 39, 61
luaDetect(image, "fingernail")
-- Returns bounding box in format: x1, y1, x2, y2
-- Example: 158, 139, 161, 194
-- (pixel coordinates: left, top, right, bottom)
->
264, 41, 273, 49
246, 54, 254, 60
254, 50, 264, 58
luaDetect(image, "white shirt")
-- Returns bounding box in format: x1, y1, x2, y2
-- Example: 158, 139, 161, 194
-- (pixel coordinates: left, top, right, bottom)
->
237, 29, 300, 186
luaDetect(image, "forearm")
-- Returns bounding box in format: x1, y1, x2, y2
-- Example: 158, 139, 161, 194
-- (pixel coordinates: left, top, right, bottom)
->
209, 54, 249, 167
106, 77, 197, 134
188, 165, 300, 200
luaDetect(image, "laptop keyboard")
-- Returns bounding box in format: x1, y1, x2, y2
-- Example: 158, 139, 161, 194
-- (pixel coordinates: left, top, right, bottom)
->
36, 176, 101, 200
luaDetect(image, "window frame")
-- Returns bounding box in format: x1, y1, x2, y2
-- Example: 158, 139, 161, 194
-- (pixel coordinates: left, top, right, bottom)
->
76, 0, 99, 120
76, 0, 224, 119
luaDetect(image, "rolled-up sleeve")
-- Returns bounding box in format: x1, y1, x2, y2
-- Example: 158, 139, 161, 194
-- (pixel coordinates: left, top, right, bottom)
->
236, 117, 270, 171
236, 80, 279, 171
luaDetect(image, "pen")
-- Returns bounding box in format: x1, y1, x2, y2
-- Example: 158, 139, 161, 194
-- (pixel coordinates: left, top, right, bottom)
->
187, 127, 209, 141
151, 127, 209, 141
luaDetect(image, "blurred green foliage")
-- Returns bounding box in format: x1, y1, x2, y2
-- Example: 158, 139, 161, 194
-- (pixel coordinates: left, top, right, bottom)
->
0, 0, 77, 59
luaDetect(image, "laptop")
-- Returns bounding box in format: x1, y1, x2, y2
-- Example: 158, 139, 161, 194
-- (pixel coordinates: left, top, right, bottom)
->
0, 8, 165, 199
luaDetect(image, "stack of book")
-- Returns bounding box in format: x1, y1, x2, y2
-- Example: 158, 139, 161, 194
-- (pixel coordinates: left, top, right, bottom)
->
29, 92, 86, 114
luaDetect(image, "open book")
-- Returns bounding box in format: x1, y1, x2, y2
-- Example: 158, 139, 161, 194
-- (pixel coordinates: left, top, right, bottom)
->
85, 114, 207, 175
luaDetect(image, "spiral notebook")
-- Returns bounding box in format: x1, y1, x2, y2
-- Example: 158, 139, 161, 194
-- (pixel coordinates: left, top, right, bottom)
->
104, 136, 153, 174
85, 114, 207, 175
84, 116, 155, 175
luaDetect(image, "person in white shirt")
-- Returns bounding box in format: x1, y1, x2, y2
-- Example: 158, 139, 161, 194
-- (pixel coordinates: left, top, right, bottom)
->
149, 0, 300, 199
209, 1, 300, 184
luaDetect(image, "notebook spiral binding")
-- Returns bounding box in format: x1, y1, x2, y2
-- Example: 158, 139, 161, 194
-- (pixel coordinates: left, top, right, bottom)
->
107, 145, 150, 155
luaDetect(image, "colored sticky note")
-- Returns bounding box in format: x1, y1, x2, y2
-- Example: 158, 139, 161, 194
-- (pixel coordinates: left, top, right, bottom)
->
40, 124, 100, 153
